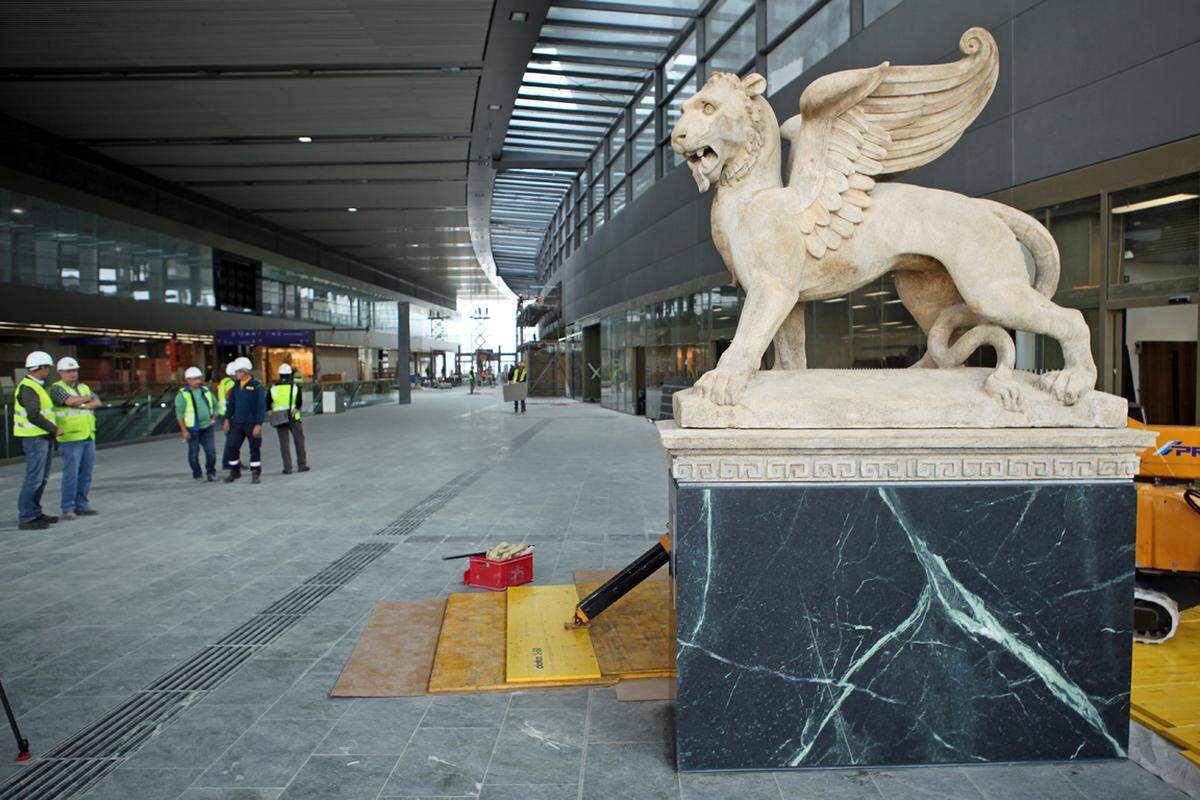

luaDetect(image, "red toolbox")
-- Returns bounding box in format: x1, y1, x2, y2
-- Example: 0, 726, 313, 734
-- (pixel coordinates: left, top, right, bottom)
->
463, 551, 534, 591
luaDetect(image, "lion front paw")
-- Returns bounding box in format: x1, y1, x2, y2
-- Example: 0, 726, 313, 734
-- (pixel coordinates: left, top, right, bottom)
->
984, 371, 1024, 412
1036, 368, 1095, 406
695, 366, 754, 406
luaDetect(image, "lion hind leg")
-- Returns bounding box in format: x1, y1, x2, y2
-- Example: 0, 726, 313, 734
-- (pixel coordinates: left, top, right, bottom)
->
927, 304, 1024, 411
772, 302, 807, 369
892, 267, 961, 369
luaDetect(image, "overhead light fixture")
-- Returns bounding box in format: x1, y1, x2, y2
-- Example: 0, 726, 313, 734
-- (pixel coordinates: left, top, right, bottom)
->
820, 297, 847, 304
1111, 193, 1198, 215
510, 10, 528, 22
11, 207, 25, 215
347, 207, 358, 213
297, 136, 313, 143
488, 103, 502, 111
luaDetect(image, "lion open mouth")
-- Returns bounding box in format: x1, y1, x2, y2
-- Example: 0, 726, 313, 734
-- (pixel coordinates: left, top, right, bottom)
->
683, 145, 720, 191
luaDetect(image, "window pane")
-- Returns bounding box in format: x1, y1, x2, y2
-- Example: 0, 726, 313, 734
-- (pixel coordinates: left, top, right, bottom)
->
611, 180, 627, 217
864, 0, 906, 26
633, 121, 655, 163
766, 0, 849, 93
664, 32, 696, 96
766, 0, 822, 39
633, 81, 655, 128
613, 116, 627, 145
709, 14, 756, 75
1110, 175, 1200, 295
632, 160, 655, 200
1046, 197, 1102, 295
610, 145, 627, 184
705, 0, 753, 51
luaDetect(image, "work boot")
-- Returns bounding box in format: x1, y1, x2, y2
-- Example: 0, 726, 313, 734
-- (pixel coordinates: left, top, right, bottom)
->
252, 473, 261, 484
206, 474, 215, 482
61, 511, 77, 520
298, 465, 310, 473
18, 519, 49, 530
223, 472, 241, 484
38, 514, 59, 524
281, 468, 293, 475
77, 509, 98, 516
193, 474, 202, 481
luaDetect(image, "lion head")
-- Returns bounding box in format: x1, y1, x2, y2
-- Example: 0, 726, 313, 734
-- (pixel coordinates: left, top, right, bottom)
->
670, 72, 768, 192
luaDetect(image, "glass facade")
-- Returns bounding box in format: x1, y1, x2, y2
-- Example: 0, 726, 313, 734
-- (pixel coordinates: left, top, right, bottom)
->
530, 0, 881, 281
0, 186, 400, 333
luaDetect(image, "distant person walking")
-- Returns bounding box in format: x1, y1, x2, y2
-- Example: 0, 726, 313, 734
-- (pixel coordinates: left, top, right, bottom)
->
215, 361, 237, 477
223, 357, 266, 484
13, 351, 60, 530
508, 361, 528, 414
176, 366, 217, 481
269, 364, 309, 475
469, 368, 477, 394
50, 357, 100, 519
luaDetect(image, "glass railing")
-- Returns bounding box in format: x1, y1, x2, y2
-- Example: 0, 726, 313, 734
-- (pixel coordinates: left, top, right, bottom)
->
0, 379, 401, 459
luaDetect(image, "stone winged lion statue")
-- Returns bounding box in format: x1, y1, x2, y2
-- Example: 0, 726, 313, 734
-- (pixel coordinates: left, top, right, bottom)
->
670, 27, 1095, 412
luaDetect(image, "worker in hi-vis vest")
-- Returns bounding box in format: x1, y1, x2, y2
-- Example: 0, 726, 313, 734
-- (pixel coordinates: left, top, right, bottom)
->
50, 356, 101, 519
176, 366, 218, 481
508, 360, 528, 414
14, 351, 60, 529
223, 356, 267, 484
270, 363, 309, 474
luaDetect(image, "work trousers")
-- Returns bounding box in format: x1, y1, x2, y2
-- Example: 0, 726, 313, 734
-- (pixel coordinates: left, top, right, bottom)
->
224, 422, 262, 475
187, 425, 217, 478
276, 419, 308, 471
59, 439, 95, 513
513, 399, 526, 413
18, 437, 53, 523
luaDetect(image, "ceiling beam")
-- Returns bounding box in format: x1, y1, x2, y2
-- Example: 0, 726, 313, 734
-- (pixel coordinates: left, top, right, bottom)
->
496, 154, 588, 171
76, 133, 472, 147
0, 64, 482, 81
552, 0, 697, 18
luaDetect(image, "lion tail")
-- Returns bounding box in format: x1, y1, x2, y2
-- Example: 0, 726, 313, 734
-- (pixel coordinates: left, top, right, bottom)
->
977, 199, 1059, 298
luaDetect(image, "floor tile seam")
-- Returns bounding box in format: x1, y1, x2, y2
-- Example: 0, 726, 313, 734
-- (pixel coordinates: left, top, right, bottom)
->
478, 693, 515, 789
372, 700, 434, 800
959, 764, 997, 800
1052, 763, 1107, 800
575, 688, 593, 800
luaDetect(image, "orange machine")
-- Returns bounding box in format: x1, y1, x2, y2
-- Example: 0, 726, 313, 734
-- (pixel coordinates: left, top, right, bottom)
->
1131, 418, 1200, 643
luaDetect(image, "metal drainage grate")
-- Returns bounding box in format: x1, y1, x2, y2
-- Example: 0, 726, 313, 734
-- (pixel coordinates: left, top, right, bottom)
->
501, 420, 551, 454
0, 757, 115, 800
260, 583, 342, 615
375, 465, 489, 537
41, 690, 196, 760
305, 542, 396, 583
215, 612, 303, 646
146, 646, 257, 691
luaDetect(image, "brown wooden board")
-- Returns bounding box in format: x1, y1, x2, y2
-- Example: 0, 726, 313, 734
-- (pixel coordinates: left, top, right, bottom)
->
572, 568, 675, 679
428, 591, 615, 694
331, 599, 445, 697
615, 677, 677, 702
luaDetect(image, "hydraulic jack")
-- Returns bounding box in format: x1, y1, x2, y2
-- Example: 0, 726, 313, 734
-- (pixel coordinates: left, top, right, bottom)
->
567, 532, 670, 629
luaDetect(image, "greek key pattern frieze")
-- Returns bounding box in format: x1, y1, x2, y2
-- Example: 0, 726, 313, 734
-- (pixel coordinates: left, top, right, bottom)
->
670, 452, 1140, 483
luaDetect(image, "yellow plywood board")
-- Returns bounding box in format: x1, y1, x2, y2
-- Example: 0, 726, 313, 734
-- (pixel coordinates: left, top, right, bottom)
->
428, 591, 613, 694
573, 568, 675, 679
1183, 749, 1200, 769
506, 585, 602, 684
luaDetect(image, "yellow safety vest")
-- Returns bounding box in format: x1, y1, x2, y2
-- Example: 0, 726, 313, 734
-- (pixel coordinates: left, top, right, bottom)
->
270, 383, 300, 421
52, 381, 95, 442
513, 367, 526, 382
178, 385, 215, 429
14, 376, 55, 438
216, 376, 235, 416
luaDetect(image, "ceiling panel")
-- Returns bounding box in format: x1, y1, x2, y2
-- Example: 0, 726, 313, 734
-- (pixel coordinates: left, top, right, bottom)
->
197, 182, 465, 210
0, 77, 478, 140
258, 208, 469, 230
0, 0, 493, 68
95, 140, 469, 167
154, 162, 468, 183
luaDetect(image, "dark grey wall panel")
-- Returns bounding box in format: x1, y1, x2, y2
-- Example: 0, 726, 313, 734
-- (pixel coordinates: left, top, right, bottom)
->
558, 0, 1200, 324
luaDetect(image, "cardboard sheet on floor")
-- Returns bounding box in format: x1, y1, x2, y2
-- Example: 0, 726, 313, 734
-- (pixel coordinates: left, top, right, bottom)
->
506, 584, 602, 683
331, 599, 445, 697
573, 567, 675, 679
1132, 605, 1200, 764
428, 591, 614, 693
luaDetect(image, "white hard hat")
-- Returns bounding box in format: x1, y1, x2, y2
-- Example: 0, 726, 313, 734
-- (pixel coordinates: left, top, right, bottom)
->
56, 356, 80, 371
184, 366, 203, 379
25, 351, 53, 369
234, 357, 253, 372
279, 364, 293, 375
225, 361, 238, 377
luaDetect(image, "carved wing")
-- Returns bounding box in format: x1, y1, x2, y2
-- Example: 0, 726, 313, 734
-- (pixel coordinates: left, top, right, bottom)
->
780, 27, 999, 259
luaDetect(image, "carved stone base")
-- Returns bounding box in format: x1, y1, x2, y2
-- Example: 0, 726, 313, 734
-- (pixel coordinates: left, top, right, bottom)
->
672, 368, 1127, 429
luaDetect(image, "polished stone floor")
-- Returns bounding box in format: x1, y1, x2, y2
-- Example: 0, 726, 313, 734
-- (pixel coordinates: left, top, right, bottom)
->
0, 388, 1184, 799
